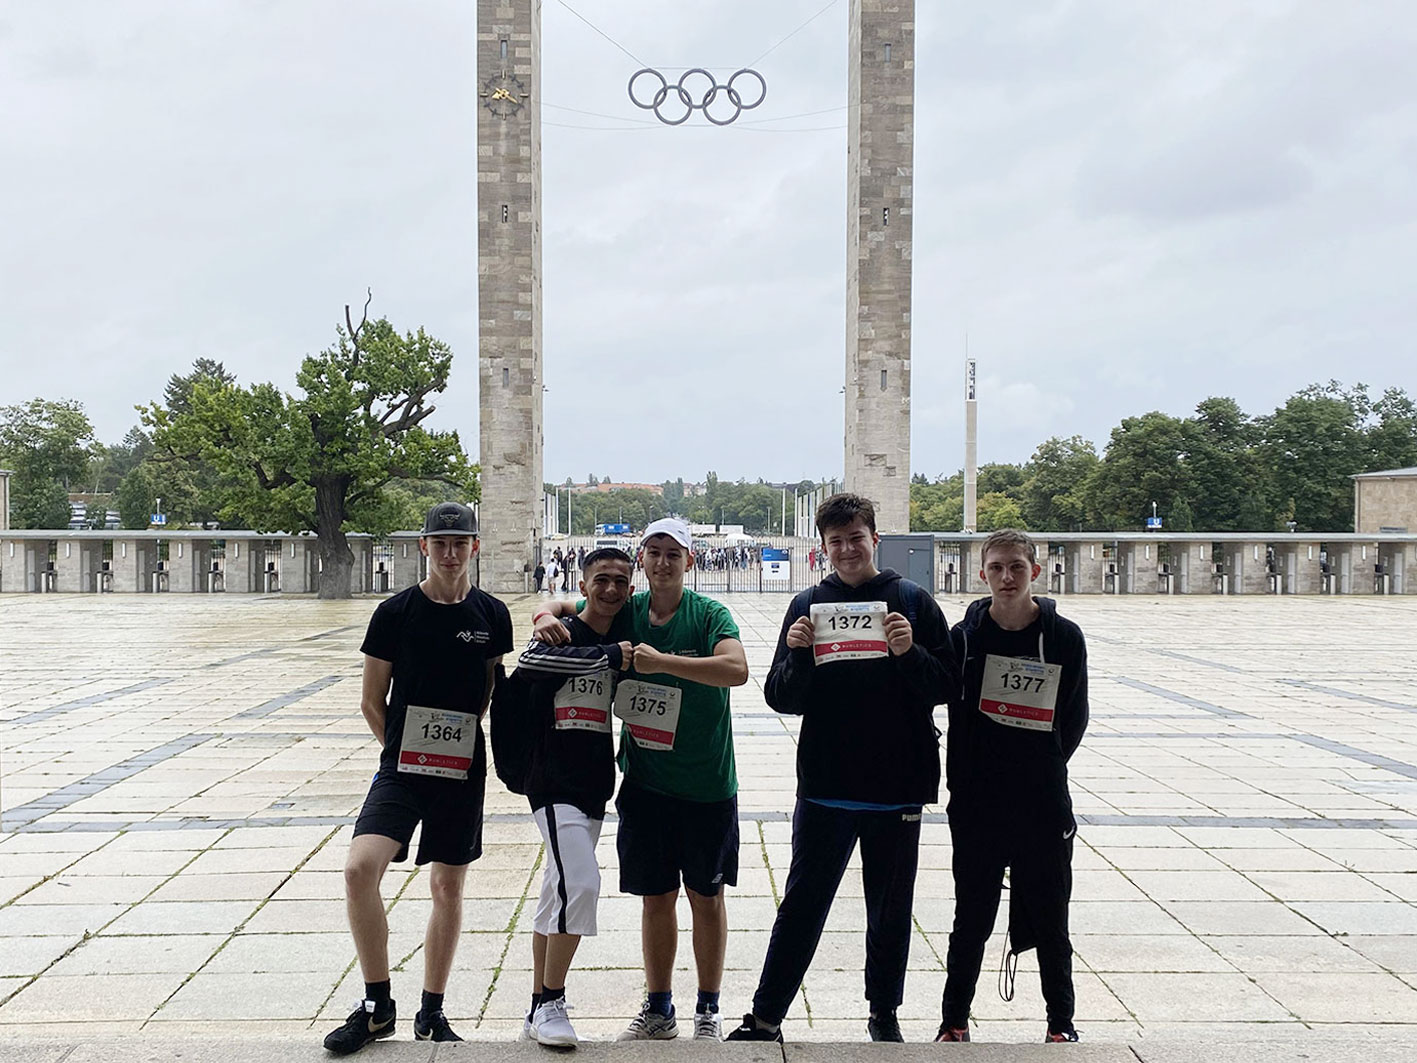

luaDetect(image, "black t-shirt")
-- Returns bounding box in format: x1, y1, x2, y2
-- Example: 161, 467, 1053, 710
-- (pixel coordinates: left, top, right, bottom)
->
360, 583, 514, 775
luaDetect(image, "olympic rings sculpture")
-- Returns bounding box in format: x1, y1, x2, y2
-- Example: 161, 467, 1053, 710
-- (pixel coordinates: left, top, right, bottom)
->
628, 67, 767, 126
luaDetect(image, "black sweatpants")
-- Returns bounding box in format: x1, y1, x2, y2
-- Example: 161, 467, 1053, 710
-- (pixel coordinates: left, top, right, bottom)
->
941, 818, 1075, 1032
751, 798, 922, 1024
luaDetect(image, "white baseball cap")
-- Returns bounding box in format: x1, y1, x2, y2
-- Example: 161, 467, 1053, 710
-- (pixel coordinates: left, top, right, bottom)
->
640, 517, 692, 550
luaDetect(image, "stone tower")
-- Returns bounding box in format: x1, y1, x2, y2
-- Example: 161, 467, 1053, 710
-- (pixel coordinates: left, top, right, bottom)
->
844, 0, 914, 533
477, 0, 543, 592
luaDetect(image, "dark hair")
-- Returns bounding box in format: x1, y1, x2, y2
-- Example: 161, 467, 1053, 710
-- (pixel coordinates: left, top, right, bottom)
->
582, 547, 633, 573
815, 492, 876, 537
980, 528, 1037, 565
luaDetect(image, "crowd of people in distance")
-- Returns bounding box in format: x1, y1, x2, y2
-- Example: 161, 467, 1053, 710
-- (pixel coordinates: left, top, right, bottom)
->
693, 543, 758, 571
533, 546, 583, 593
322, 495, 1089, 1054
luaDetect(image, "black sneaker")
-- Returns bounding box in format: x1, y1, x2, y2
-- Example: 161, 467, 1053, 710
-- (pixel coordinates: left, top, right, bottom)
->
324, 999, 396, 1055
724, 1013, 784, 1043
867, 1010, 904, 1042
1045, 1027, 1080, 1043
414, 1009, 463, 1042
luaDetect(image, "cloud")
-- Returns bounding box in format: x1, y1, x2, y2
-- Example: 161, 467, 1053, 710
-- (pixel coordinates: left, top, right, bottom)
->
2, 0, 1415, 485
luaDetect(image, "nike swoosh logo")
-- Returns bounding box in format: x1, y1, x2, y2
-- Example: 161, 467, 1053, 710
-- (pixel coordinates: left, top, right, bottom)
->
367, 1015, 394, 1034
1062, 828, 1076, 840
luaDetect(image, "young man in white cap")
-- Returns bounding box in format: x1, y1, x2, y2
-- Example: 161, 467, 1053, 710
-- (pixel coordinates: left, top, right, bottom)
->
533, 516, 749, 1041
323, 502, 512, 1054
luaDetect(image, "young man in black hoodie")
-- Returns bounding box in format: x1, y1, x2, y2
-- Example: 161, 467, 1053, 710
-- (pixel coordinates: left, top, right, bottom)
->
726, 493, 956, 1044
513, 548, 636, 1048
936, 529, 1089, 1044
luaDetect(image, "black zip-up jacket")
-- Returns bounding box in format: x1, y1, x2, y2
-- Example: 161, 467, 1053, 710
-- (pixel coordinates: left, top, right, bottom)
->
764, 569, 957, 805
945, 596, 1088, 831
516, 616, 627, 819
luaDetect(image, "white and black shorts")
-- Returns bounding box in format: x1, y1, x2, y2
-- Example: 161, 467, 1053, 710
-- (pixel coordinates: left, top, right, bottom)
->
532, 804, 604, 936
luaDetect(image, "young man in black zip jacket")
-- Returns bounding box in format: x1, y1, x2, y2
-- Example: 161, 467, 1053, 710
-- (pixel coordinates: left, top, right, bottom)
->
726, 493, 956, 1044
936, 528, 1089, 1045
513, 548, 636, 1048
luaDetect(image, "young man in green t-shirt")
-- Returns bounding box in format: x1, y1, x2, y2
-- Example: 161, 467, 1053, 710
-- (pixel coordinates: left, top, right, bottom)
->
532, 517, 749, 1041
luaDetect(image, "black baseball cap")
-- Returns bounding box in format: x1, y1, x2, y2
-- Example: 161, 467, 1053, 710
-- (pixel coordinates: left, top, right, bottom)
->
421, 502, 478, 536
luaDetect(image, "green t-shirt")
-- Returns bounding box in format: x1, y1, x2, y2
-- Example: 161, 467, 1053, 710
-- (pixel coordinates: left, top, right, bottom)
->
614, 589, 741, 802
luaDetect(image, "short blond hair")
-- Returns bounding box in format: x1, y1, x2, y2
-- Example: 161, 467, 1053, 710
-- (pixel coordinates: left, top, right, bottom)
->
980, 528, 1036, 565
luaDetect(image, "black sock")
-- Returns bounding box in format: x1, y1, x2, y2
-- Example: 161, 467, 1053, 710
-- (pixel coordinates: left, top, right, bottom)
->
529, 992, 542, 1020
365, 981, 392, 1010
696, 989, 720, 1014
541, 985, 566, 1003
419, 990, 444, 1018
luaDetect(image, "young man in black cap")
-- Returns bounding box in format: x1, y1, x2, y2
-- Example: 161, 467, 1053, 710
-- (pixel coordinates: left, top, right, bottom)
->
726, 492, 955, 1044
323, 502, 512, 1054
935, 528, 1089, 1044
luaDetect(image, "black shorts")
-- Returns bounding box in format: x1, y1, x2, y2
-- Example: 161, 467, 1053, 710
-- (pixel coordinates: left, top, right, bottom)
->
353, 769, 484, 866
615, 781, 738, 897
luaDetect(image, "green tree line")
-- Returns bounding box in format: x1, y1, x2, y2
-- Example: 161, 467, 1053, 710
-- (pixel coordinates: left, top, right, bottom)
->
546, 474, 819, 537
911, 384, 1417, 534
0, 299, 476, 597
5, 377, 1414, 564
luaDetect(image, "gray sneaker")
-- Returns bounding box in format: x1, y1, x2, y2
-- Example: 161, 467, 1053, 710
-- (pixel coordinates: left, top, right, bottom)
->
616, 1003, 678, 1041
532, 997, 578, 1047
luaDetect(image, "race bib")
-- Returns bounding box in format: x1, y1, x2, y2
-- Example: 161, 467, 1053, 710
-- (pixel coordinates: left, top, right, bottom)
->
810, 601, 889, 664
978, 654, 1061, 732
613, 679, 682, 751
398, 704, 478, 780
553, 669, 615, 733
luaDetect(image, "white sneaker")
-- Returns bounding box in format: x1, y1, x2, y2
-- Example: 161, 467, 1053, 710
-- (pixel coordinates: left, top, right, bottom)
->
532, 997, 578, 1047
519, 1016, 534, 1041
616, 1003, 678, 1041
693, 1008, 722, 1041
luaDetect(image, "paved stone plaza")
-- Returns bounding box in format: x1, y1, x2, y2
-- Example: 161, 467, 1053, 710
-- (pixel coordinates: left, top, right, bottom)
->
3, 591, 1417, 1056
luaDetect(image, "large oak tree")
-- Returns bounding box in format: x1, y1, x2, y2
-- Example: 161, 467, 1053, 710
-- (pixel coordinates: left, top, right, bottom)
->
143, 297, 476, 598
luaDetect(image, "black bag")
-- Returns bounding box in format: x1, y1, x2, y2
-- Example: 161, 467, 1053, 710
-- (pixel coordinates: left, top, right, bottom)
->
489, 663, 536, 795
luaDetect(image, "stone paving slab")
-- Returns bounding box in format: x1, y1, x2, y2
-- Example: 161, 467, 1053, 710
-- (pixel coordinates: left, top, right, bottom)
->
5, 592, 1417, 1050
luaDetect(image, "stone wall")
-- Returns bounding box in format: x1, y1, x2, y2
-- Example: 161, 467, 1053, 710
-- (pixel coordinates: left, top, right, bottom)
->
1355, 475, 1417, 534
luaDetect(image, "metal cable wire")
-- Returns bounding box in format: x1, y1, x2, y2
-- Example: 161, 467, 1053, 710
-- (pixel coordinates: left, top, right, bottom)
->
552, 0, 648, 67
747, 0, 843, 67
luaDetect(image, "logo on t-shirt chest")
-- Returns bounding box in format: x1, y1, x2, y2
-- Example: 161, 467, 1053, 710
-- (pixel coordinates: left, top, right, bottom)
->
456, 630, 490, 644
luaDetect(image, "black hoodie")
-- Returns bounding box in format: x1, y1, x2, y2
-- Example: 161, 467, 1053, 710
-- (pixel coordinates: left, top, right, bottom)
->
945, 596, 1088, 831
764, 569, 957, 806
515, 614, 630, 818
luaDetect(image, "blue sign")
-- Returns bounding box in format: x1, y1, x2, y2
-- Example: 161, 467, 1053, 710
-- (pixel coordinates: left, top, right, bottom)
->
597, 522, 631, 536
761, 547, 789, 561
150, 513, 167, 526
1146, 516, 1162, 530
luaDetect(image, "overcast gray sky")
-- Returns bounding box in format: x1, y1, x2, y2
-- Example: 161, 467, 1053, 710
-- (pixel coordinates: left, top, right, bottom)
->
3, 1, 1414, 485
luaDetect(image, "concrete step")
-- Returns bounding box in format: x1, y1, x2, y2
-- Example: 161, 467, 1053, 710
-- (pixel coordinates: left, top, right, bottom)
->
3, 1038, 1416, 1063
